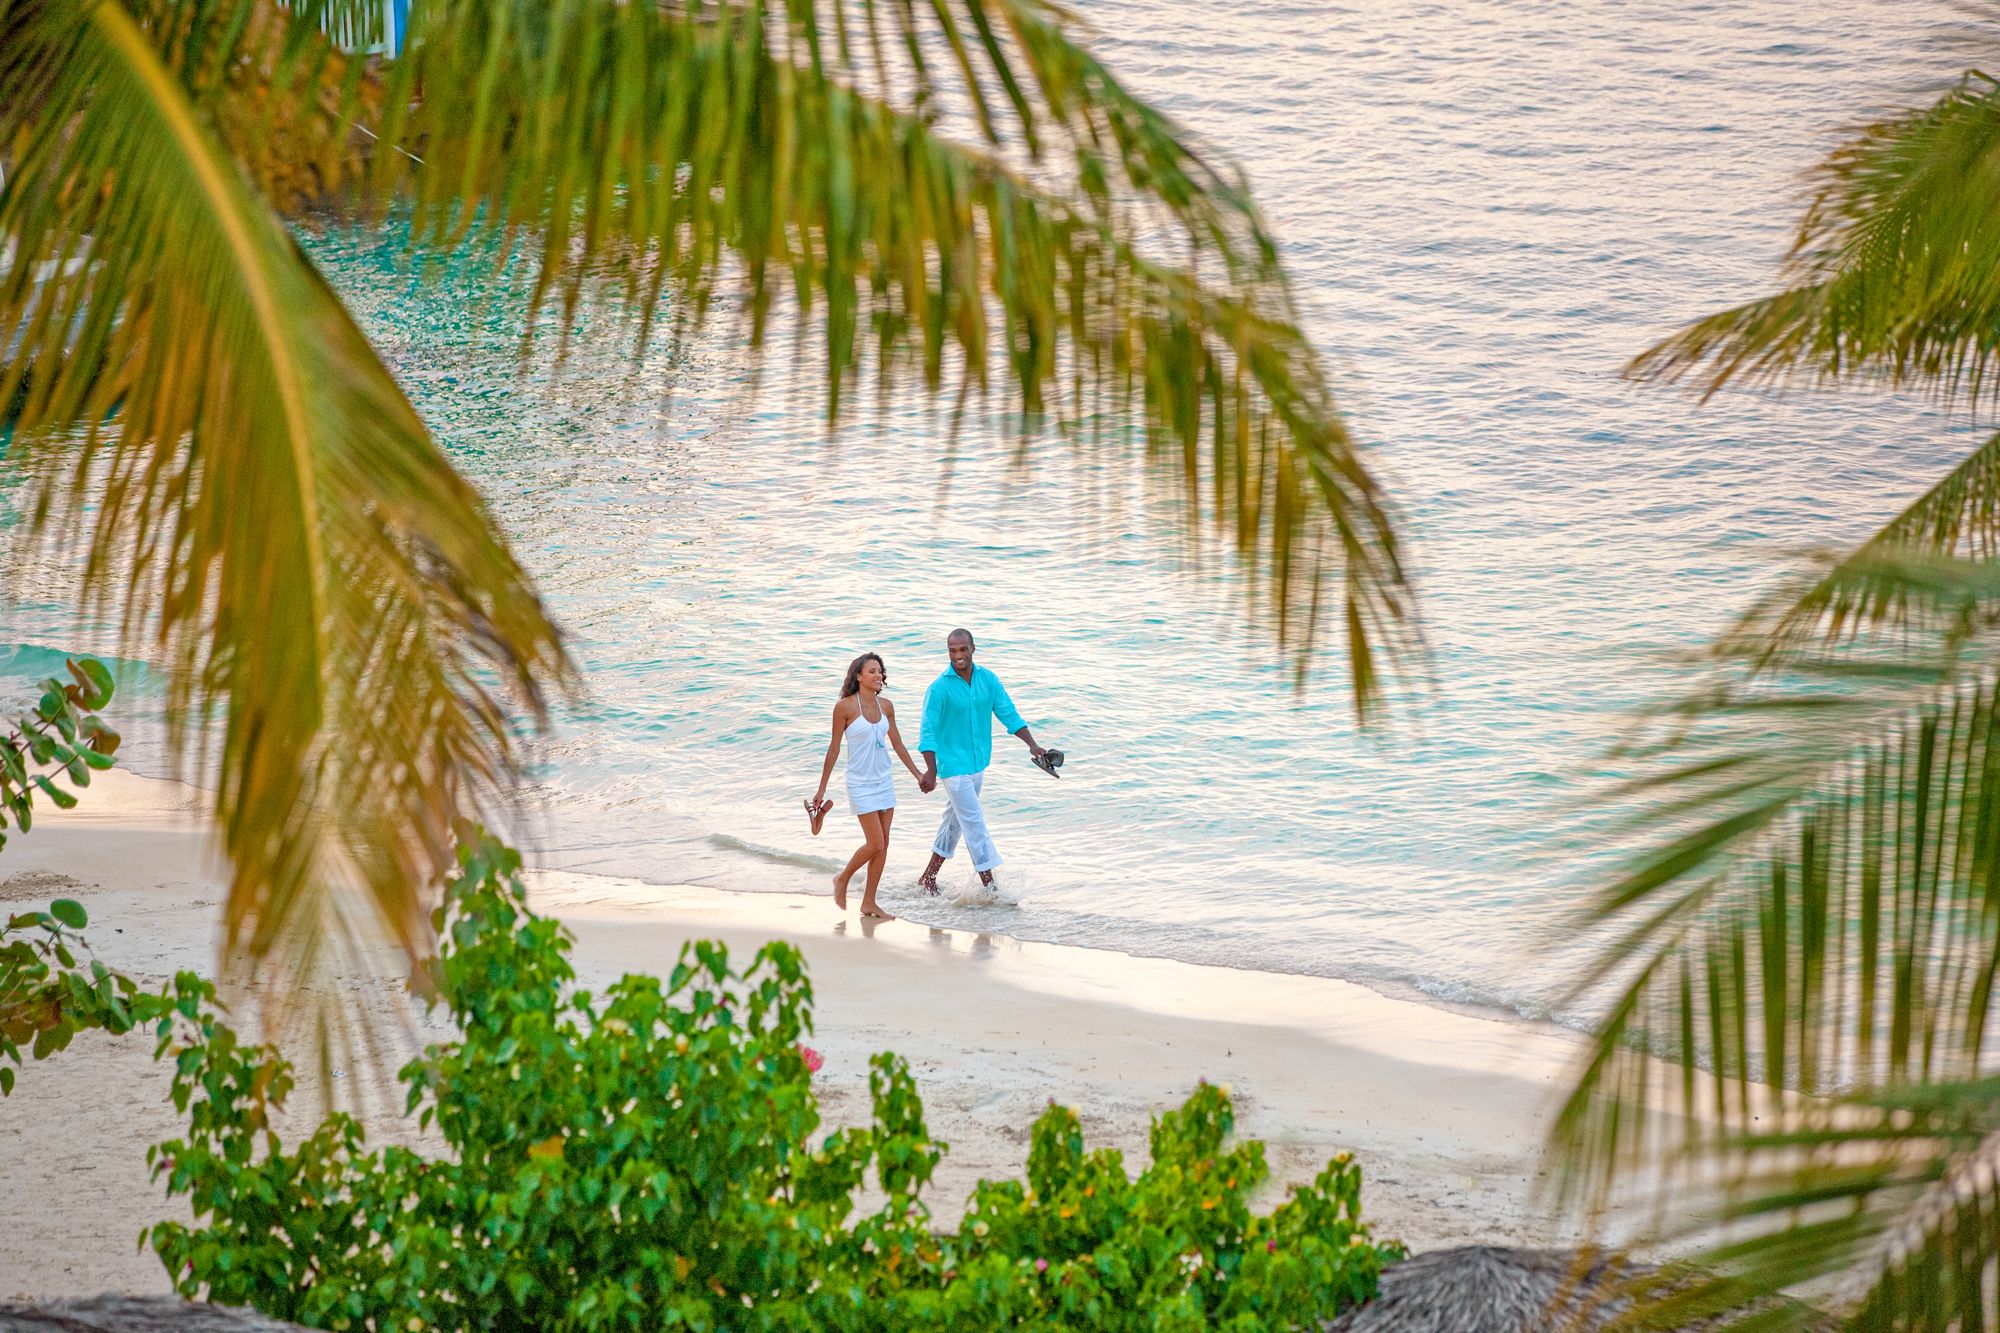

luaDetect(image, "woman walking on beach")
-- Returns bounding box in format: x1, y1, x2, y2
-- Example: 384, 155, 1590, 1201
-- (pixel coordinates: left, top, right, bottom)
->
808, 652, 926, 919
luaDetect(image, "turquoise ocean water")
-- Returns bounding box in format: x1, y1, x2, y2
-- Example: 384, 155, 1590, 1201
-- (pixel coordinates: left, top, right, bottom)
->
4, 1, 1981, 1024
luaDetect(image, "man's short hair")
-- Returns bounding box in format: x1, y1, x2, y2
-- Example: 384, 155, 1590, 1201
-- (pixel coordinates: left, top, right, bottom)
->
947, 628, 975, 648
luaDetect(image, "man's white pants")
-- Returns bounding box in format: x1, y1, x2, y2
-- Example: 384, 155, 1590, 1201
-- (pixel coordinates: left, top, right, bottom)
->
931, 771, 1001, 873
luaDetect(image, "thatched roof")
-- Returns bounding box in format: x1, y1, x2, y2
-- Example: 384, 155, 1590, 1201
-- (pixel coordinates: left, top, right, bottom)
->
0, 1296, 311, 1333
1327, 1247, 1651, 1333
1336, 1248, 1848, 1328
1325, 1245, 1829, 1333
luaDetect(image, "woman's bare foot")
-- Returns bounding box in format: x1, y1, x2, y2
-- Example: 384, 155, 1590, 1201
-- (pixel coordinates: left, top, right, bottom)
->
861, 903, 896, 921
832, 873, 849, 910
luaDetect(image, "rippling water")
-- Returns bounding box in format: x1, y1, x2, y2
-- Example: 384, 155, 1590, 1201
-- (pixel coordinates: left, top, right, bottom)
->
9, 1, 1983, 1023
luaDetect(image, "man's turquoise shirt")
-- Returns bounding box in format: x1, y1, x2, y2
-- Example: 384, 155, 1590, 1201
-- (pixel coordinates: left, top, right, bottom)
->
918, 665, 1026, 779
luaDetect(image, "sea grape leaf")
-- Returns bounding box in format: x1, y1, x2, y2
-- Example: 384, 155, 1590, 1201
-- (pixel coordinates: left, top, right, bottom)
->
32, 776, 76, 810
67, 658, 113, 709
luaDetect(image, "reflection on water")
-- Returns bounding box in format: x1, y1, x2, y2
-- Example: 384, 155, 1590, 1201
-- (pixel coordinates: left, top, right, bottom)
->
0, 1, 1975, 1026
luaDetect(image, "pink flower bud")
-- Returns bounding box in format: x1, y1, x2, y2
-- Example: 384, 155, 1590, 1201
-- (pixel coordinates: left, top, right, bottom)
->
797, 1044, 824, 1074
1034, 1258, 1048, 1274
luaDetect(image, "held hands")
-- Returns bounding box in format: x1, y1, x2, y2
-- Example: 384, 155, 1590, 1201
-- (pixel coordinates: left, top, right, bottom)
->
918, 769, 937, 794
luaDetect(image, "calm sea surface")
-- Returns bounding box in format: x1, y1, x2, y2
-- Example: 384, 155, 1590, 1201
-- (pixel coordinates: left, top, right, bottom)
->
8, 1, 1981, 1023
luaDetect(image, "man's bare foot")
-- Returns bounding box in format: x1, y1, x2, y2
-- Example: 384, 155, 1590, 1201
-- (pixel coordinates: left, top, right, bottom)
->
832, 873, 849, 910
861, 904, 896, 921
978, 870, 995, 887
918, 853, 946, 897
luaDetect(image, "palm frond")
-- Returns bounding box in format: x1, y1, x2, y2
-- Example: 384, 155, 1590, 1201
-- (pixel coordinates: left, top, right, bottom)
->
1628, 73, 2000, 409
1597, 1082, 2000, 1331
0, 1, 571, 969
1558, 619, 1993, 1187
1838, 1105, 2000, 1332
338, 0, 1413, 704
1625, 66, 2000, 679
1724, 429, 2000, 665
1549, 555, 2000, 1325
3, 0, 1407, 998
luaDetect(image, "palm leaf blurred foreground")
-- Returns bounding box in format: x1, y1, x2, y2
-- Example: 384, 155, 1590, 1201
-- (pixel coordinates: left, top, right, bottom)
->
0, 2, 1412, 975
1553, 62, 2000, 1333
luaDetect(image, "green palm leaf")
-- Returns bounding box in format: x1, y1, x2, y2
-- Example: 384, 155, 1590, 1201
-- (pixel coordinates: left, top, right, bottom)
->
3, 0, 1410, 993
1551, 554, 2000, 1327
1836, 1103, 2000, 1333
1590, 1080, 2000, 1331
1628, 73, 2000, 409
354, 0, 1413, 703
0, 1, 570, 966
1722, 430, 2000, 665
1632, 70, 2000, 664
1566, 44, 2000, 1333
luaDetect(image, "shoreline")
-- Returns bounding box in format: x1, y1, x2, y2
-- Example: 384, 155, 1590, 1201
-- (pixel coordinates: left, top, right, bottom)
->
570, 835, 1588, 1038
1, 770, 1600, 1301
62, 734, 1581, 1041
536, 867, 1594, 1078
499, 789, 1586, 1040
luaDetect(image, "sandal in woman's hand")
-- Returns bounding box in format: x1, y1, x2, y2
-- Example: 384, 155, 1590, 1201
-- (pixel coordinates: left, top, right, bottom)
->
803, 795, 833, 834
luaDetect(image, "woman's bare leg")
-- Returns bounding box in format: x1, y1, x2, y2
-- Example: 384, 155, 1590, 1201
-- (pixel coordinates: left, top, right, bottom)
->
833, 843, 868, 910
861, 809, 896, 919
835, 811, 888, 911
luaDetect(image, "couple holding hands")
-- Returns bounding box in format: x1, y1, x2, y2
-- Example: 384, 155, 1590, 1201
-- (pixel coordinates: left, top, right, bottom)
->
807, 628, 1062, 920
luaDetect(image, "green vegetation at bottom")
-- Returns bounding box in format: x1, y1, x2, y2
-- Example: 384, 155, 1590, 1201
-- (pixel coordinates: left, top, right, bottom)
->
116, 831, 1401, 1331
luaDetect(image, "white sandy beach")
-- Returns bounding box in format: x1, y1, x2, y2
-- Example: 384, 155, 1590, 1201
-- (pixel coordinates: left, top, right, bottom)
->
1, 771, 1596, 1302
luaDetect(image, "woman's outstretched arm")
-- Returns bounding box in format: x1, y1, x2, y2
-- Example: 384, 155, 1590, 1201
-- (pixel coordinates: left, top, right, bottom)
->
814, 701, 848, 805
883, 699, 925, 782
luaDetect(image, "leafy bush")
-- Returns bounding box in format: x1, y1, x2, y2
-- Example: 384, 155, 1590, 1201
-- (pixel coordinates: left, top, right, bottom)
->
0, 655, 135, 1093
147, 832, 1401, 1330
0, 655, 120, 847
0, 897, 187, 1096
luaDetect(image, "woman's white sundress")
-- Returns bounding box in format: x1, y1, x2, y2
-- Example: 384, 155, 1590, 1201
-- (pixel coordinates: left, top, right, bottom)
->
843, 696, 896, 815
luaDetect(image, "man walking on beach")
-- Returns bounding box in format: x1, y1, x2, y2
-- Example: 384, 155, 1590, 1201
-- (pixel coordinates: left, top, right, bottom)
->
916, 629, 1051, 894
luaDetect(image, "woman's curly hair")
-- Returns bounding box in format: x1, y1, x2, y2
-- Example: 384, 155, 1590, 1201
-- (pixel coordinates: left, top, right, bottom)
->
841, 652, 886, 699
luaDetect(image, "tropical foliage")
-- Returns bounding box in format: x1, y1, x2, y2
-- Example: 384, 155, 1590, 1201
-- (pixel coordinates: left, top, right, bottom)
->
0, 897, 181, 1099
0, 0, 1413, 973
0, 655, 157, 1096
0, 656, 120, 852
1552, 64, 2000, 1331
146, 830, 1402, 1331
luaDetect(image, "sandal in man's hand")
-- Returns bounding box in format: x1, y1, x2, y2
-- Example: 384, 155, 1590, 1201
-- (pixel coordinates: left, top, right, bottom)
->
1030, 748, 1065, 778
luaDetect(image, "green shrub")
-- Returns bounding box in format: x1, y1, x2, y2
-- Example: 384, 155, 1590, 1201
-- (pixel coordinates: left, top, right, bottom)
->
0, 655, 120, 849
0, 654, 141, 1094
147, 831, 1402, 1331
0, 897, 195, 1097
